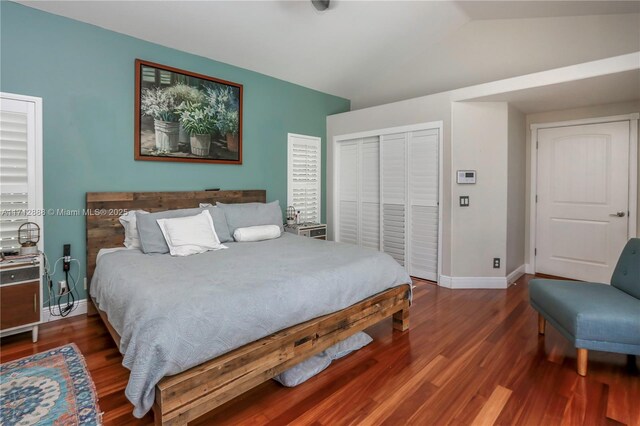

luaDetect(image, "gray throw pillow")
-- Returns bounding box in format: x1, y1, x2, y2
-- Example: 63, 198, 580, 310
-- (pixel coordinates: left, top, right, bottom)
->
325, 332, 373, 360
216, 201, 284, 236
273, 332, 373, 387
273, 352, 331, 387
206, 206, 232, 243
136, 208, 204, 254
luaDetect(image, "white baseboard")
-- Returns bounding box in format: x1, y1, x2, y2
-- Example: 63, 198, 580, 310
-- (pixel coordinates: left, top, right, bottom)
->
525, 263, 535, 274
438, 265, 525, 290
41, 299, 87, 323
438, 275, 508, 289
438, 274, 453, 288
506, 265, 526, 286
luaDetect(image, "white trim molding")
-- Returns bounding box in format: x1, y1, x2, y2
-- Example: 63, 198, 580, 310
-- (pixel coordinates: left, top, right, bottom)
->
438, 275, 510, 289
528, 113, 639, 274
506, 265, 526, 286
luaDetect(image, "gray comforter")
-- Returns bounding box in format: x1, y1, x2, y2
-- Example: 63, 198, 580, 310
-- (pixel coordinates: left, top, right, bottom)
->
90, 233, 411, 417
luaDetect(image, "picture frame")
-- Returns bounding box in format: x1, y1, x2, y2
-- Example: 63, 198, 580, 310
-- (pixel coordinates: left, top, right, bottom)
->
134, 59, 243, 164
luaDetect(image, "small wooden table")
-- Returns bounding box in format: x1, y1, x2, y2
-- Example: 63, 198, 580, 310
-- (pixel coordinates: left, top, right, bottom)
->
0, 257, 41, 342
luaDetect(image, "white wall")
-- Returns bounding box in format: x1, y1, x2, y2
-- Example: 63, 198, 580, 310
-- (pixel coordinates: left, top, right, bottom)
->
524, 101, 640, 266
506, 105, 526, 275
451, 102, 509, 277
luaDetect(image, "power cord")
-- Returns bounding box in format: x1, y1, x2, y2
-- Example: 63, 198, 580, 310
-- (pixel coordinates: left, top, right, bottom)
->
42, 252, 80, 317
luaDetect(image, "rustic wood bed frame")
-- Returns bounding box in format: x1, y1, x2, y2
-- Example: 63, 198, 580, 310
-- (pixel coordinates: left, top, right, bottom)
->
86, 190, 411, 425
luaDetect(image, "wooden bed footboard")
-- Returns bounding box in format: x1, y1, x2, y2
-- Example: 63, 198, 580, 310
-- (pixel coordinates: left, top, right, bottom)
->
86, 190, 411, 425
152, 284, 410, 425
93, 285, 409, 425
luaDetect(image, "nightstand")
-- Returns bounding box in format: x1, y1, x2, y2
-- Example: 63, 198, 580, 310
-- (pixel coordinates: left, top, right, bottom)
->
0, 258, 42, 342
284, 223, 327, 240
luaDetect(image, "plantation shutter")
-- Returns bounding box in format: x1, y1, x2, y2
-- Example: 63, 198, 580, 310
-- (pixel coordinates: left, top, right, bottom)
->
0, 95, 40, 252
335, 126, 440, 279
338, 140, 358, 245
287, 134, 321, 224
381, 133, 407, 266
359, 136, 380, 250
408, 129, 439, 280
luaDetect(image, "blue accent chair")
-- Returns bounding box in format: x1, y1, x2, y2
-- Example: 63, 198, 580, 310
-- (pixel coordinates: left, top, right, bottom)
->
529, 238, 640, 376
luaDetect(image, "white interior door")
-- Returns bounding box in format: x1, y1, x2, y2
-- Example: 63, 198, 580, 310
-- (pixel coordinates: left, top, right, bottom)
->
338, 141, 359, 245
408, 129, 439, 280
381, 133, 407, 266
536, 121, 630, 283
359, 136, 380, 250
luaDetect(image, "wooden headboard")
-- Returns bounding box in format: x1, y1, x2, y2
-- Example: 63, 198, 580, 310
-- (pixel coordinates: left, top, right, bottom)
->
85, 190, 266, 283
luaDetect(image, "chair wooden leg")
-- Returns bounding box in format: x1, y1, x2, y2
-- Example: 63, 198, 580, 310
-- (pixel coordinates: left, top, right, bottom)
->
577, 348, 588, 376
538, 313, 546, 335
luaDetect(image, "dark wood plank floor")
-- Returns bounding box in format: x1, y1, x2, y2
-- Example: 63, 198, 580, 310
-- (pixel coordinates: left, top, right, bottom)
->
1, 275, 638, 425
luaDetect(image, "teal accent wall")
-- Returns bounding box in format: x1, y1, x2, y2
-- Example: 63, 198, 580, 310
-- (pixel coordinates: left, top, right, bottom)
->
0, 2, 350, 302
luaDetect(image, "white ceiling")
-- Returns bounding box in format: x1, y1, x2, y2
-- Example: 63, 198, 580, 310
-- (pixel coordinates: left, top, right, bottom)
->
456, 1, 640, 20
17, 1, 640, 109
465, 69, 640, 114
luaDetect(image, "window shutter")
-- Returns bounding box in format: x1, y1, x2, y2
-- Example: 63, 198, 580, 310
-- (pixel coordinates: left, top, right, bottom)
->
0, 93, 42, 251
141, 66, 157, 83
288, 134, 321, 224
0, 107, 30, 251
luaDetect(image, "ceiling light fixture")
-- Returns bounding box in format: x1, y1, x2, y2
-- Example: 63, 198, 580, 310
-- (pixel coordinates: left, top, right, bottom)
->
311, 0, 330, 11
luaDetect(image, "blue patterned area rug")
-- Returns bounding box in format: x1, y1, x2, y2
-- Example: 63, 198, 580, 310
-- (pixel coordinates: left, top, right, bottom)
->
1, 343, 102, 425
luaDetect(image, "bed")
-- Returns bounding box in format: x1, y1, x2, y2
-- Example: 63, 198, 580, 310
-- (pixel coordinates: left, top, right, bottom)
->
86, 190, 411, 425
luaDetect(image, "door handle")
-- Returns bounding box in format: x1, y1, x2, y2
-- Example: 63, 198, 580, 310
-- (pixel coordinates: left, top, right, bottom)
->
610, 211, 626, 217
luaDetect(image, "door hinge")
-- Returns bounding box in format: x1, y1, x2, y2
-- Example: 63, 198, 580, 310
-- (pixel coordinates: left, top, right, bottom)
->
535, 195, 538, 203
536, 140, 539, 149
535, 248, 537, 256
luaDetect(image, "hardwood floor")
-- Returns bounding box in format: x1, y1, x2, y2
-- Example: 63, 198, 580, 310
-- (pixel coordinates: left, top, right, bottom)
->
1, 275, 638, 425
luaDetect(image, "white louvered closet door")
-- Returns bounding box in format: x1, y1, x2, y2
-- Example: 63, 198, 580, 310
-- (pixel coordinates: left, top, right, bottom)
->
408, 129, 439, 280
0, 97, 38, 252
288, 134, 321, 223
381, 133, 407, 266
359, 137, 380, 250
338, 141, 359, 245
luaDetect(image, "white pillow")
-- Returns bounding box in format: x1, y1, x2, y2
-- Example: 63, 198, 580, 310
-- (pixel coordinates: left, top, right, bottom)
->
156, 210, 226, 256
233, 225, 281, 242
119, 210, 148, 249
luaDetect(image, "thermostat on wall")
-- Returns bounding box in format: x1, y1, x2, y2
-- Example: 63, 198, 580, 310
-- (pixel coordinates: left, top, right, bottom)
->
457, 170, 476, 184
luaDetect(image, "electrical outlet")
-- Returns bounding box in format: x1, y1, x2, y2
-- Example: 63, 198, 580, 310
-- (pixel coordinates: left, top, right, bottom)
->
58, 280, 68, 295
493, 258, 501, 269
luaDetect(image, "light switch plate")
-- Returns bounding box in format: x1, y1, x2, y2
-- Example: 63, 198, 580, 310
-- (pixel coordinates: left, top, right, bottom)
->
459, 196, 470, 207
